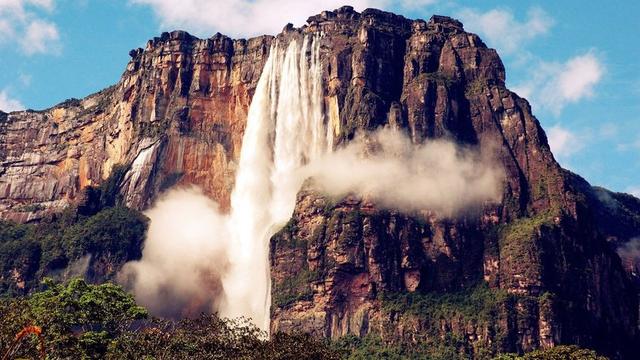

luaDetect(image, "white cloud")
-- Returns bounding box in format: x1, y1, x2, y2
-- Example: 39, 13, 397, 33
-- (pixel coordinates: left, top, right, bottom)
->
456, 7, 553, 56
0, 89, 25, 112
132, 0, 381, 37
554, 54, 603, 103
454, 6, 603, 117
131, 0, 444, 38
513, 52, 604, 115
627, 187, 640, 198
616, 137, 640, 152
398, 0, 438, 10
547, 125, 583, 160
0, 0, 61, 55
302, 128, 504, 216
21, 18, 59, 54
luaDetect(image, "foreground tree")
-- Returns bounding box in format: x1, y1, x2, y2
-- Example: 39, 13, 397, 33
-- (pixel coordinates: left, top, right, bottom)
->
0, 279, 339, 359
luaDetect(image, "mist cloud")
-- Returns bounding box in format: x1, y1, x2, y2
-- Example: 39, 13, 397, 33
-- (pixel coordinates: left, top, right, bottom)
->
302, 128, 504, 216
120, 188, 230, 318
617, 237, 640, 273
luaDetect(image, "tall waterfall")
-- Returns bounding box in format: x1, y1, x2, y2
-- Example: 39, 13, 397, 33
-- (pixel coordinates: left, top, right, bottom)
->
221, 34, 328, 332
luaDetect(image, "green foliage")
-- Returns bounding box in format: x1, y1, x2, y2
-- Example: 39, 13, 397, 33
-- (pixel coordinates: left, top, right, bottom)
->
497, 210, 558, 282
379, 284, 510, 326
0, 206, 148, 296
272, 266, 318, 308
377, 285, 526, 358
465, 78, 486, 97
261, 332, 340, 360
499, 210, 556, 245
0, 280, 340, 359
334, 333, 607, 360
326, 209, 362, 250
493, 345, 608, 360
0, 279, 147, 358
420, 71, 457, 87
0, 280, 609, 359
62, 206, 147, 262
375, 285, 586, 359
332, 334, 467, 360
15, 203, 46, 213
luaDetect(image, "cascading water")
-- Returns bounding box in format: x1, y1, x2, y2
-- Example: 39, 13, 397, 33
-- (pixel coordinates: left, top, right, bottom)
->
123, 30, 503, 337
221, 34, 329, 333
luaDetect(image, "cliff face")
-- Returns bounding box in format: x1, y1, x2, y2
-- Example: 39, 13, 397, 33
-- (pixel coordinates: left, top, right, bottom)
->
0, 5, 638, 359
0, 31, 271, 222
266, 7, 639, 359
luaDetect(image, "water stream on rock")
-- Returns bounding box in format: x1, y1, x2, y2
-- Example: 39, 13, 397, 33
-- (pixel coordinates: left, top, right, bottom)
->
222, 34, 329, 333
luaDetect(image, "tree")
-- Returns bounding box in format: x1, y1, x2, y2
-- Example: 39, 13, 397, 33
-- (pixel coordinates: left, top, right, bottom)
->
1, 278, 147, 358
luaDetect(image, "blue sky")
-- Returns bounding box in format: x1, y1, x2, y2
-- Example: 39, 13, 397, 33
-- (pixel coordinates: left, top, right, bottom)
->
0, 0, 638, 195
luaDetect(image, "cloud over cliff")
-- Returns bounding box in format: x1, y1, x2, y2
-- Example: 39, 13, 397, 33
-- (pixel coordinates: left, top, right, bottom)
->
302, 128, 503, 216
120, 188, 230, 318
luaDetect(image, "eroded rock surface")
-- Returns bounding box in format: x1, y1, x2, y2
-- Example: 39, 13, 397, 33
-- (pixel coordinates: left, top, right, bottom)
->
0, 31, 272, 221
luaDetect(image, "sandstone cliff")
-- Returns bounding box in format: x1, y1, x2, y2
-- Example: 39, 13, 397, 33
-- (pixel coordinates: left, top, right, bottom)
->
0, 31, 272, 222
0, 6, 637, 359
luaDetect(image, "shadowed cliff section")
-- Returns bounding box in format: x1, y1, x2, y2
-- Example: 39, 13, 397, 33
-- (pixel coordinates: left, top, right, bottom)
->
0, 5, 638, 360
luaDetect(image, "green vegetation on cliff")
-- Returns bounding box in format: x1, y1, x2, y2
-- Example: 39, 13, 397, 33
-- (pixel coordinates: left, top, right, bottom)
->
0, 206, 148, 296
376, 284, 567, 359
494, 345, 607, 360
0, 165, 148, 296
379, 284, 510, 325
333, 335, 608, 360
378, 285, 510, 358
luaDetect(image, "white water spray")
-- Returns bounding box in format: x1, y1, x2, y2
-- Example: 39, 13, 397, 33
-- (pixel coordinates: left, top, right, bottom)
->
222, 34, 328, 332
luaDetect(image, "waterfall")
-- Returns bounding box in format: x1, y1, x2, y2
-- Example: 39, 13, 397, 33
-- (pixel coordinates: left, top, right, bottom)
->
221, 34, 328, 333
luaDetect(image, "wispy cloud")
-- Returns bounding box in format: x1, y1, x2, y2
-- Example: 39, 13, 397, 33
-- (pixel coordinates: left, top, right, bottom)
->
513, 51, 604, 115
627, 187, 640, 198
453, 6, 605, 118
0, 89, 25, 112
397, 0, 438, 11
130, 0, 381, 38
0, 0, 61, 55
18, 72, 32, 87
456, 7, 553, 56
547, 125, 584, 162
599, 122, 619, 139
22, 18, 60, 54
130, 0, 444, 38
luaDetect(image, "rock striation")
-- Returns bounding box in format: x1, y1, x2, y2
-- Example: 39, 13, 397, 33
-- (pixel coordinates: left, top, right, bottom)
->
0, 5, 638, 359
0, 31, 272, 221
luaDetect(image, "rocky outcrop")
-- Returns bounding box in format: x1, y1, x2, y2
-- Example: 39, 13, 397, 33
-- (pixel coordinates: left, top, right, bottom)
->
265, 7, 638, 359
0, 31, 272, 222
0, 5, 638, 359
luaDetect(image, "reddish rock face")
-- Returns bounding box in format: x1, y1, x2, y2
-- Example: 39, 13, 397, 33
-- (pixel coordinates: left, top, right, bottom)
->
0, 5, 638, 359
268, 7, 638, 359
0, 31, 272, 221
